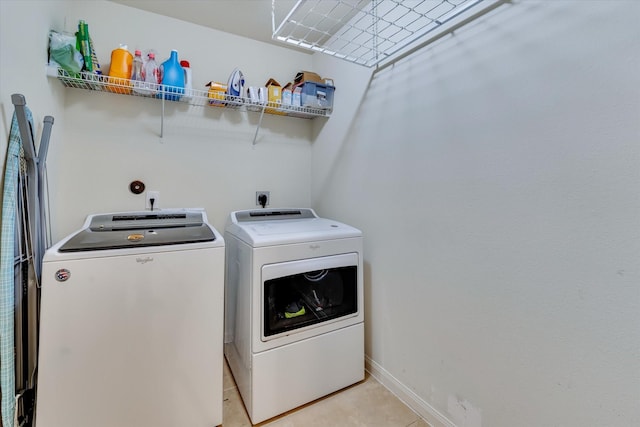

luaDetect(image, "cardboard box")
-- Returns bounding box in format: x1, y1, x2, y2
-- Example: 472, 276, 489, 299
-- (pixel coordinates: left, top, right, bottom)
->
206, 81, 227, 107
265, 78, 284, 114
294, 71, 322, 85
299, 81, 335, 110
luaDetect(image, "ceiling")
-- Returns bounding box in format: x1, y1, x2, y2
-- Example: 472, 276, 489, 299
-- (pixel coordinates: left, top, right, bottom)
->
110, 0, 304, 51
109, 0, 494, 68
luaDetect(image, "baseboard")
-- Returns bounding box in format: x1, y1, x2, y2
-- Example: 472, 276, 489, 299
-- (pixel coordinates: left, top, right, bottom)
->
365, 355, 457, 427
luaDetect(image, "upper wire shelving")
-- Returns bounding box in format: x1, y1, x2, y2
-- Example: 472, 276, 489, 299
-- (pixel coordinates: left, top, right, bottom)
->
272, 0, 486, 67
49, 67, 330, 143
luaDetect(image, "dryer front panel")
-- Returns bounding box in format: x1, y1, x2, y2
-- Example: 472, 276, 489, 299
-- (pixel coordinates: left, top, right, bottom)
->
262, 253, 358, 341
249, 237, 363, 353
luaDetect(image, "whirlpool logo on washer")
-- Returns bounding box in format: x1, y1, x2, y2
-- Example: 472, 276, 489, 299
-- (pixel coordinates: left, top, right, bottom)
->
136, 256, 154, 264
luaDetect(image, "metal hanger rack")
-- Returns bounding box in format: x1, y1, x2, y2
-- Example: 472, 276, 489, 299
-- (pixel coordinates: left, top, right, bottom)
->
272, 0, 492, 68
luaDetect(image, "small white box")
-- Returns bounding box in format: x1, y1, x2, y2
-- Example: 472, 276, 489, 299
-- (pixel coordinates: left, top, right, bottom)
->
247, 86, 267, 111
292, 86, 302, 107
282, 82, 293, 106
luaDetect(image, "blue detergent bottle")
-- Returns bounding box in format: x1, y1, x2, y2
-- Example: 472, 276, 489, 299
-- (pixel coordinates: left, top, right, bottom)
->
158, 50, 184, 101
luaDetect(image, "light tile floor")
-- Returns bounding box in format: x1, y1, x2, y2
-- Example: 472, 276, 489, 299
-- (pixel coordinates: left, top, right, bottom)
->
223, 359, 430, 427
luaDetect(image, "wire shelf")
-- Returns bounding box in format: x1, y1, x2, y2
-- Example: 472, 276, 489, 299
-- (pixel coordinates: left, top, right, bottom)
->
272, 0, 484, 67
51, 67, 331, 118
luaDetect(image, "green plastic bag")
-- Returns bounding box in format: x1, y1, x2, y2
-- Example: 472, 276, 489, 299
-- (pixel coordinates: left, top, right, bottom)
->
49, 30, 83, 75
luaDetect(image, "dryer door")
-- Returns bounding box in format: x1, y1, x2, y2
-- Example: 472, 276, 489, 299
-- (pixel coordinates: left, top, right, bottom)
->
262, 253, 359, 342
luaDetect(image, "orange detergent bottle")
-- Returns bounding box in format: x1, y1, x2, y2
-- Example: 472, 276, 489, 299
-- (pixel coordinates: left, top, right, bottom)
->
107, 45, 133, 94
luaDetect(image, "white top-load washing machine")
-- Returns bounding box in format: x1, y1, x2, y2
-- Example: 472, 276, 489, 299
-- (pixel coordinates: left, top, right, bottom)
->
224, 208, 364, 424
36, 209, 225, 427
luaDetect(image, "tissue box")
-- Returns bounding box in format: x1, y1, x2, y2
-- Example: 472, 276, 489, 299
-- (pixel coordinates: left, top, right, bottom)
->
292, 85, 302, 107
282, 82, 294, 106
299, 81, 335, 110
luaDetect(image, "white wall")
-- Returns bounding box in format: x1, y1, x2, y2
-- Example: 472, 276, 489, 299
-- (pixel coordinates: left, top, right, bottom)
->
0, 0, 68, 216
312, 1, 640, 426
2, 0, 317, 241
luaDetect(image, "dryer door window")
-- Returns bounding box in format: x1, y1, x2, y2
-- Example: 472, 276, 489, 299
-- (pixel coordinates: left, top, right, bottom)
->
262, 254, 358, 339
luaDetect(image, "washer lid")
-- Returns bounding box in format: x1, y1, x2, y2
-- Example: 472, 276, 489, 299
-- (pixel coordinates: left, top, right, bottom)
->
227, 208, 361, 247
58, 210, 216, 252
87, 211, 207, 231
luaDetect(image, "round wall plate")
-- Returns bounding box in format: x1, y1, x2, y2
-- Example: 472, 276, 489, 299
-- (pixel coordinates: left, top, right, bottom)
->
129, 180, 145, 194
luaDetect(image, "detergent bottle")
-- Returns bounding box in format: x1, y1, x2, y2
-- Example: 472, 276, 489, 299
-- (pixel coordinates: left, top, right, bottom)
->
158, 50, 184, 101
180, 60, 193, 101
107, 44, 133, 94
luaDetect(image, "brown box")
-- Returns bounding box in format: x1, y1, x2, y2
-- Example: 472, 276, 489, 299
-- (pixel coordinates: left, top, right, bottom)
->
294, 71, 322, 85
265, 78, 285, 114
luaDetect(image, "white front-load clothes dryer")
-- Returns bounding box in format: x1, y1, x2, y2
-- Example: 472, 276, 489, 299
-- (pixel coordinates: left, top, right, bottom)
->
36, 209, 225, 427
224, 208, 364, 424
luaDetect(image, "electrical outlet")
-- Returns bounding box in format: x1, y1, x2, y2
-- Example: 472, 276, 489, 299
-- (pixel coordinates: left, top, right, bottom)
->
256, 191, 270, 207
146, 191, 160, 210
